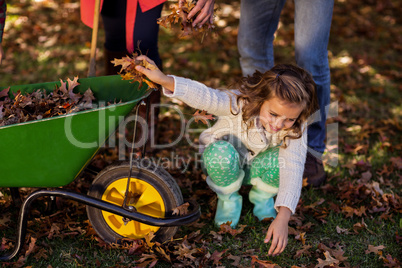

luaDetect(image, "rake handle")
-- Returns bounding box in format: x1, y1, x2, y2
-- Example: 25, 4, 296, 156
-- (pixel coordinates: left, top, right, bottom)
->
87, 0, 101, 77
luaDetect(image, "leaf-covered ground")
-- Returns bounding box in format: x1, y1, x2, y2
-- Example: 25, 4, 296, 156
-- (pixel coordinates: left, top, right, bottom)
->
0, 0, 401, 267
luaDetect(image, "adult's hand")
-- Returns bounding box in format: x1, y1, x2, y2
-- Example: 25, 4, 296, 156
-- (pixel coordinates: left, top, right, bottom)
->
180, 0, 215, 28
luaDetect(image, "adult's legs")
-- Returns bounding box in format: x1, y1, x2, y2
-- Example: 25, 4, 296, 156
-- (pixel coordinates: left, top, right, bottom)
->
294, 0, 334, 185
294, 0, 334, 154
238, 0, 286, 76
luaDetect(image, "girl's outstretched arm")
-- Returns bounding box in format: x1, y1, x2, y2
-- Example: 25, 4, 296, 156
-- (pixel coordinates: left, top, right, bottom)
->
137, 55, 236, 116
264, 206, 291, 256
135, 55, 175, 92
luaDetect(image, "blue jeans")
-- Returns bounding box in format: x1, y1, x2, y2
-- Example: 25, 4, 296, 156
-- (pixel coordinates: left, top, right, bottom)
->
238, 0, 334, 154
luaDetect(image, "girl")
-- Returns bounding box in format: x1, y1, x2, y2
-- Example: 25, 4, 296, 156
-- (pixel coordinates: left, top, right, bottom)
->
135, 55, 318, 256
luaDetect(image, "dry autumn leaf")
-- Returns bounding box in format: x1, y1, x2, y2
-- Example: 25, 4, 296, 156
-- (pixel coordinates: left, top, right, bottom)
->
318, 243, 348, 263
0, 237, 10, 251
294, 245, 312, 258
193, 109, 215, 125
227, 254, 241, 266
143, 232, 156, 249
33, 248, 49, 261
155, 246, 171, 262
218, 223, 246, 237
24, 237, 38, 259
136, 253, 158, 267
390, 157, 402, 169
0, 215, 10, 227
111, 56, 133, 73
295, 232, 306, 245
173, 238, 200, 261
209, 230, 223, 241
341, 205, 356, 218
123, 239, 144, 255
47, 223, 61, 239
302, 177, 309, 187
67, 76, 81, 102
365, 244, 385, 254
316, 251, 339, 268
382, 254, 401, 267
210, 249, 228, 266
251, 255, 279, 268
0, 87, 9, 99
336, 225, 350, 234
172, 202, 190, 216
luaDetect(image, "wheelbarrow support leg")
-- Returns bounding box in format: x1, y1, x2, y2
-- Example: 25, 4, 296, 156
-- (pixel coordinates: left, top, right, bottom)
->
0, 189, 37, 261
9, 187, 22, 207
0, 189, 200, 261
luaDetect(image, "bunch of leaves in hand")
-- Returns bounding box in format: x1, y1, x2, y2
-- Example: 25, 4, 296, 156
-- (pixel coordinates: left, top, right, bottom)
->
111, 53, 158, 89
157, 0, 215, 39
0, 77, 95, 127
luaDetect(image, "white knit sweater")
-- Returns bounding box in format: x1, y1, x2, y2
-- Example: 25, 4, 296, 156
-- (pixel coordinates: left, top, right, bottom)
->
163, 76, 307, 214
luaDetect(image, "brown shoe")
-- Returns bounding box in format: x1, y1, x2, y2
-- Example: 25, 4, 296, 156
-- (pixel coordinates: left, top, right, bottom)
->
303, 152, 326, 187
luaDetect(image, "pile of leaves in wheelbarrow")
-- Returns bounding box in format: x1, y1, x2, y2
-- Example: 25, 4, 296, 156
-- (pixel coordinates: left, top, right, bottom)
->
0, 52, 166, 128
0, 77, 95, 127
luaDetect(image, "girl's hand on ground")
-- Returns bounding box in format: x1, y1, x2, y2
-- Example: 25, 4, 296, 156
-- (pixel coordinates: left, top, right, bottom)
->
135, 55, 175, 92
264, 207, 291, 256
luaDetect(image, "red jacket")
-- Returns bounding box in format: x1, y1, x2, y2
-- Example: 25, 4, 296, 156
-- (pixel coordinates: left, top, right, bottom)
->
80, 0, 165, 53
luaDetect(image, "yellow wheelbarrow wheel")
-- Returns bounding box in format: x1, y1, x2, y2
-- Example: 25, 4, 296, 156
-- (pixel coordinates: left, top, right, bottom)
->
101, 178, 165, 238
86, 161, 183, 243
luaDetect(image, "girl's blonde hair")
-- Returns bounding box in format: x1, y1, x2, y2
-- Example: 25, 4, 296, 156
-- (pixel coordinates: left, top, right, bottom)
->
234, 64, 319, 146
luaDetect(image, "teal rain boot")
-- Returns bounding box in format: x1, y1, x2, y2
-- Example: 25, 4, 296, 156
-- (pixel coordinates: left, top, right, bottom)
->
206, 171, 244, 228
249, 185, 277, 221
215, 191, 242, 228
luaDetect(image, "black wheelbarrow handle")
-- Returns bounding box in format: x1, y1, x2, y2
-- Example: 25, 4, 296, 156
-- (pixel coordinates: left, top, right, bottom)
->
0, 188, 201, 261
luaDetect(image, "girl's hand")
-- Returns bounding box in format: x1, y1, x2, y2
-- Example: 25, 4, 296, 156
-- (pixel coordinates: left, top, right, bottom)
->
264, 207, 291, 256
135, 55, 175, 92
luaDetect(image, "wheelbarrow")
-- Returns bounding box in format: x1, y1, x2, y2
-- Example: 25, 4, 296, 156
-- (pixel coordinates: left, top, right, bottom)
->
0, 75, 201, 261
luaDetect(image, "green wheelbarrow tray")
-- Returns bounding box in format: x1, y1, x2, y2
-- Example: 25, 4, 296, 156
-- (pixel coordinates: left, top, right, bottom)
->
0, 75, 201, 261
0, 75, 150, 187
